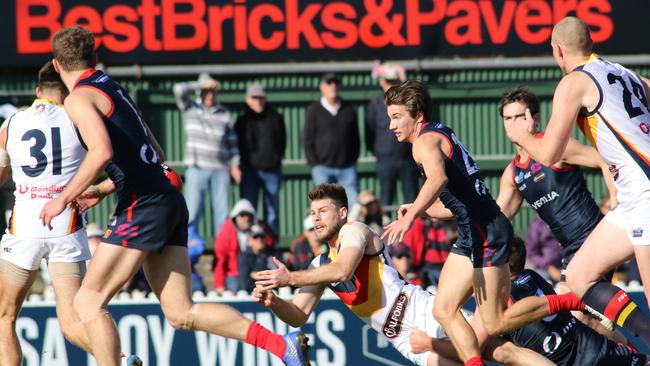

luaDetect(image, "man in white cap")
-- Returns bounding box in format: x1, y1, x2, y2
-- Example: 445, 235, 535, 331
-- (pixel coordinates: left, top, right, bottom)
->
173, 73, 241, 240
235, 82, 286, 237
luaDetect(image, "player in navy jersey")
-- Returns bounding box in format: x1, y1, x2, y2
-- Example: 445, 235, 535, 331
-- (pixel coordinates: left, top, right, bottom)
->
409, 237, 648, 366
381, 81, 586, 366
505, 17, 650, 348
497, 86, 615, 284
497, 87, 623, 340
40, 26, 308, 366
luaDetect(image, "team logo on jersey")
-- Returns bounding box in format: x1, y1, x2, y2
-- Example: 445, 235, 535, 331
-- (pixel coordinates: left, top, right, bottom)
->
531, 162, 543, 173
382, 292, 408, 338
115, 223, 139, 237
533, 172, 546, 182
632, 228, 644, 238
35, 103, 46, 113
542, 332, 562, 354
515, 171, 525, 184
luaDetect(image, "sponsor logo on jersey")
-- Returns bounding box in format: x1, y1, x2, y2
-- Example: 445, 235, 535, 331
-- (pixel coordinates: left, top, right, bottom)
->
531, 191, 559, 209
609, 164, 620, 181
531, 162, 543, 173
632, 228, 644, 238
382, 292, 408, 339
533, 172, 546, 182
17, 184, 66, 199
93, 75, 109, 84
517, 183, 527, 191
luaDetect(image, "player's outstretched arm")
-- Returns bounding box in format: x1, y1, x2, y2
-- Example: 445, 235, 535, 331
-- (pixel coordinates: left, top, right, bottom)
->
496, 163, 524, 220
255, 245, 364, 290
40, 90, 113, 229
252, 285, 324, 328
382, 134, 448, 245
561, 138, 618, 207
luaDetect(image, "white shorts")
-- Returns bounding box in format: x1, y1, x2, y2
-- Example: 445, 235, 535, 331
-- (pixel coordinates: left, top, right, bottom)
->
0, 229, 91, 270
391, 286, 473, 365
605, 199, 650, 246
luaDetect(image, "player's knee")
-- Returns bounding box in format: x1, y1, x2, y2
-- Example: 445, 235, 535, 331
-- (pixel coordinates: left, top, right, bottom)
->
432, 299, 459, 325
0, 306, 18, 326
73, 287, 108, 323
490, 341, 519, 364
565, 264, 593, 297
481, 317, 506, 337
163, 304, 198, 331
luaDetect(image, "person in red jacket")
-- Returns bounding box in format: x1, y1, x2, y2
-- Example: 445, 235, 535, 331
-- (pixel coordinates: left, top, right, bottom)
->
213, 199, 275, 294
401, 216, 457, 288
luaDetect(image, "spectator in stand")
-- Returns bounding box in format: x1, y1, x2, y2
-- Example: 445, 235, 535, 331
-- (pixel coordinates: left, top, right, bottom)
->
401, 216, 456, 288
303, 72, 360, 205
187, 225, 206, 293
389, 242, 420, 286
348, 190, 390, 235
525, 214, 562, 283
213, 199, 275, 294
174, 73, 241, 237
238, 224, 279, 293
235, 83, 286, 236
287, 215, 326, 271
366, 62, 419, 208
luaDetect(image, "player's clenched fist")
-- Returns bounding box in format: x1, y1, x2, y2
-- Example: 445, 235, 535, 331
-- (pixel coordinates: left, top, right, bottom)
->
252, 286, 276, 308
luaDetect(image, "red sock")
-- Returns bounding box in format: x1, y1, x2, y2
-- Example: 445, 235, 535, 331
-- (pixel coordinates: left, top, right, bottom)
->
546, 293, 585, 314
464, 355, 484, 366
245, 322, 286, 360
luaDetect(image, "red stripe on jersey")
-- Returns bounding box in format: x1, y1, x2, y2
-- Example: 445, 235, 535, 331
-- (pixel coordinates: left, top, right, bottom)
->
127, 194, 138, 223
604, 290, 631, 320
74, 85, 115, 119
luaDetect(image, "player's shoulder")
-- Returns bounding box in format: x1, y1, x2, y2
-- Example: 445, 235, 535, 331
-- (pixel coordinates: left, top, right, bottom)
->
340, 221, 372, 238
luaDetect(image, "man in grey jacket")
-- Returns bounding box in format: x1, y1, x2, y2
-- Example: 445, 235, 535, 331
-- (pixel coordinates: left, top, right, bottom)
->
174, 73, 241, 236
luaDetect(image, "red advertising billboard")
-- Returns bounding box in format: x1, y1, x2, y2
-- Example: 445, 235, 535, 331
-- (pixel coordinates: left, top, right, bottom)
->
2, 0, 646, 67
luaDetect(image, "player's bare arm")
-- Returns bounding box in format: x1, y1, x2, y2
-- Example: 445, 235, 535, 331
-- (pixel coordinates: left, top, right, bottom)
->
382, 133, 449, 244
75, 177, 116, 213
496, 163, 524, 220
506, 72, 595, 166
254, 245, 364, 290
561, 138, 617, 206
253, 285, 325, 328
40, 89, 113, 228
424, 199, 454, 220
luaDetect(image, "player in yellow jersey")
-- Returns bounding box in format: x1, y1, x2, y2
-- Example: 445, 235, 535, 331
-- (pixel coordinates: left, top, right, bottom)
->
253, 183, 554, 365
505, 16, 650, 347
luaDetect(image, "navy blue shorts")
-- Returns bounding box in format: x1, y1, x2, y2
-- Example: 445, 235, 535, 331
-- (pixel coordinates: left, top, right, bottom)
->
102, 190, 188, 252
451, 213, 513, 268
